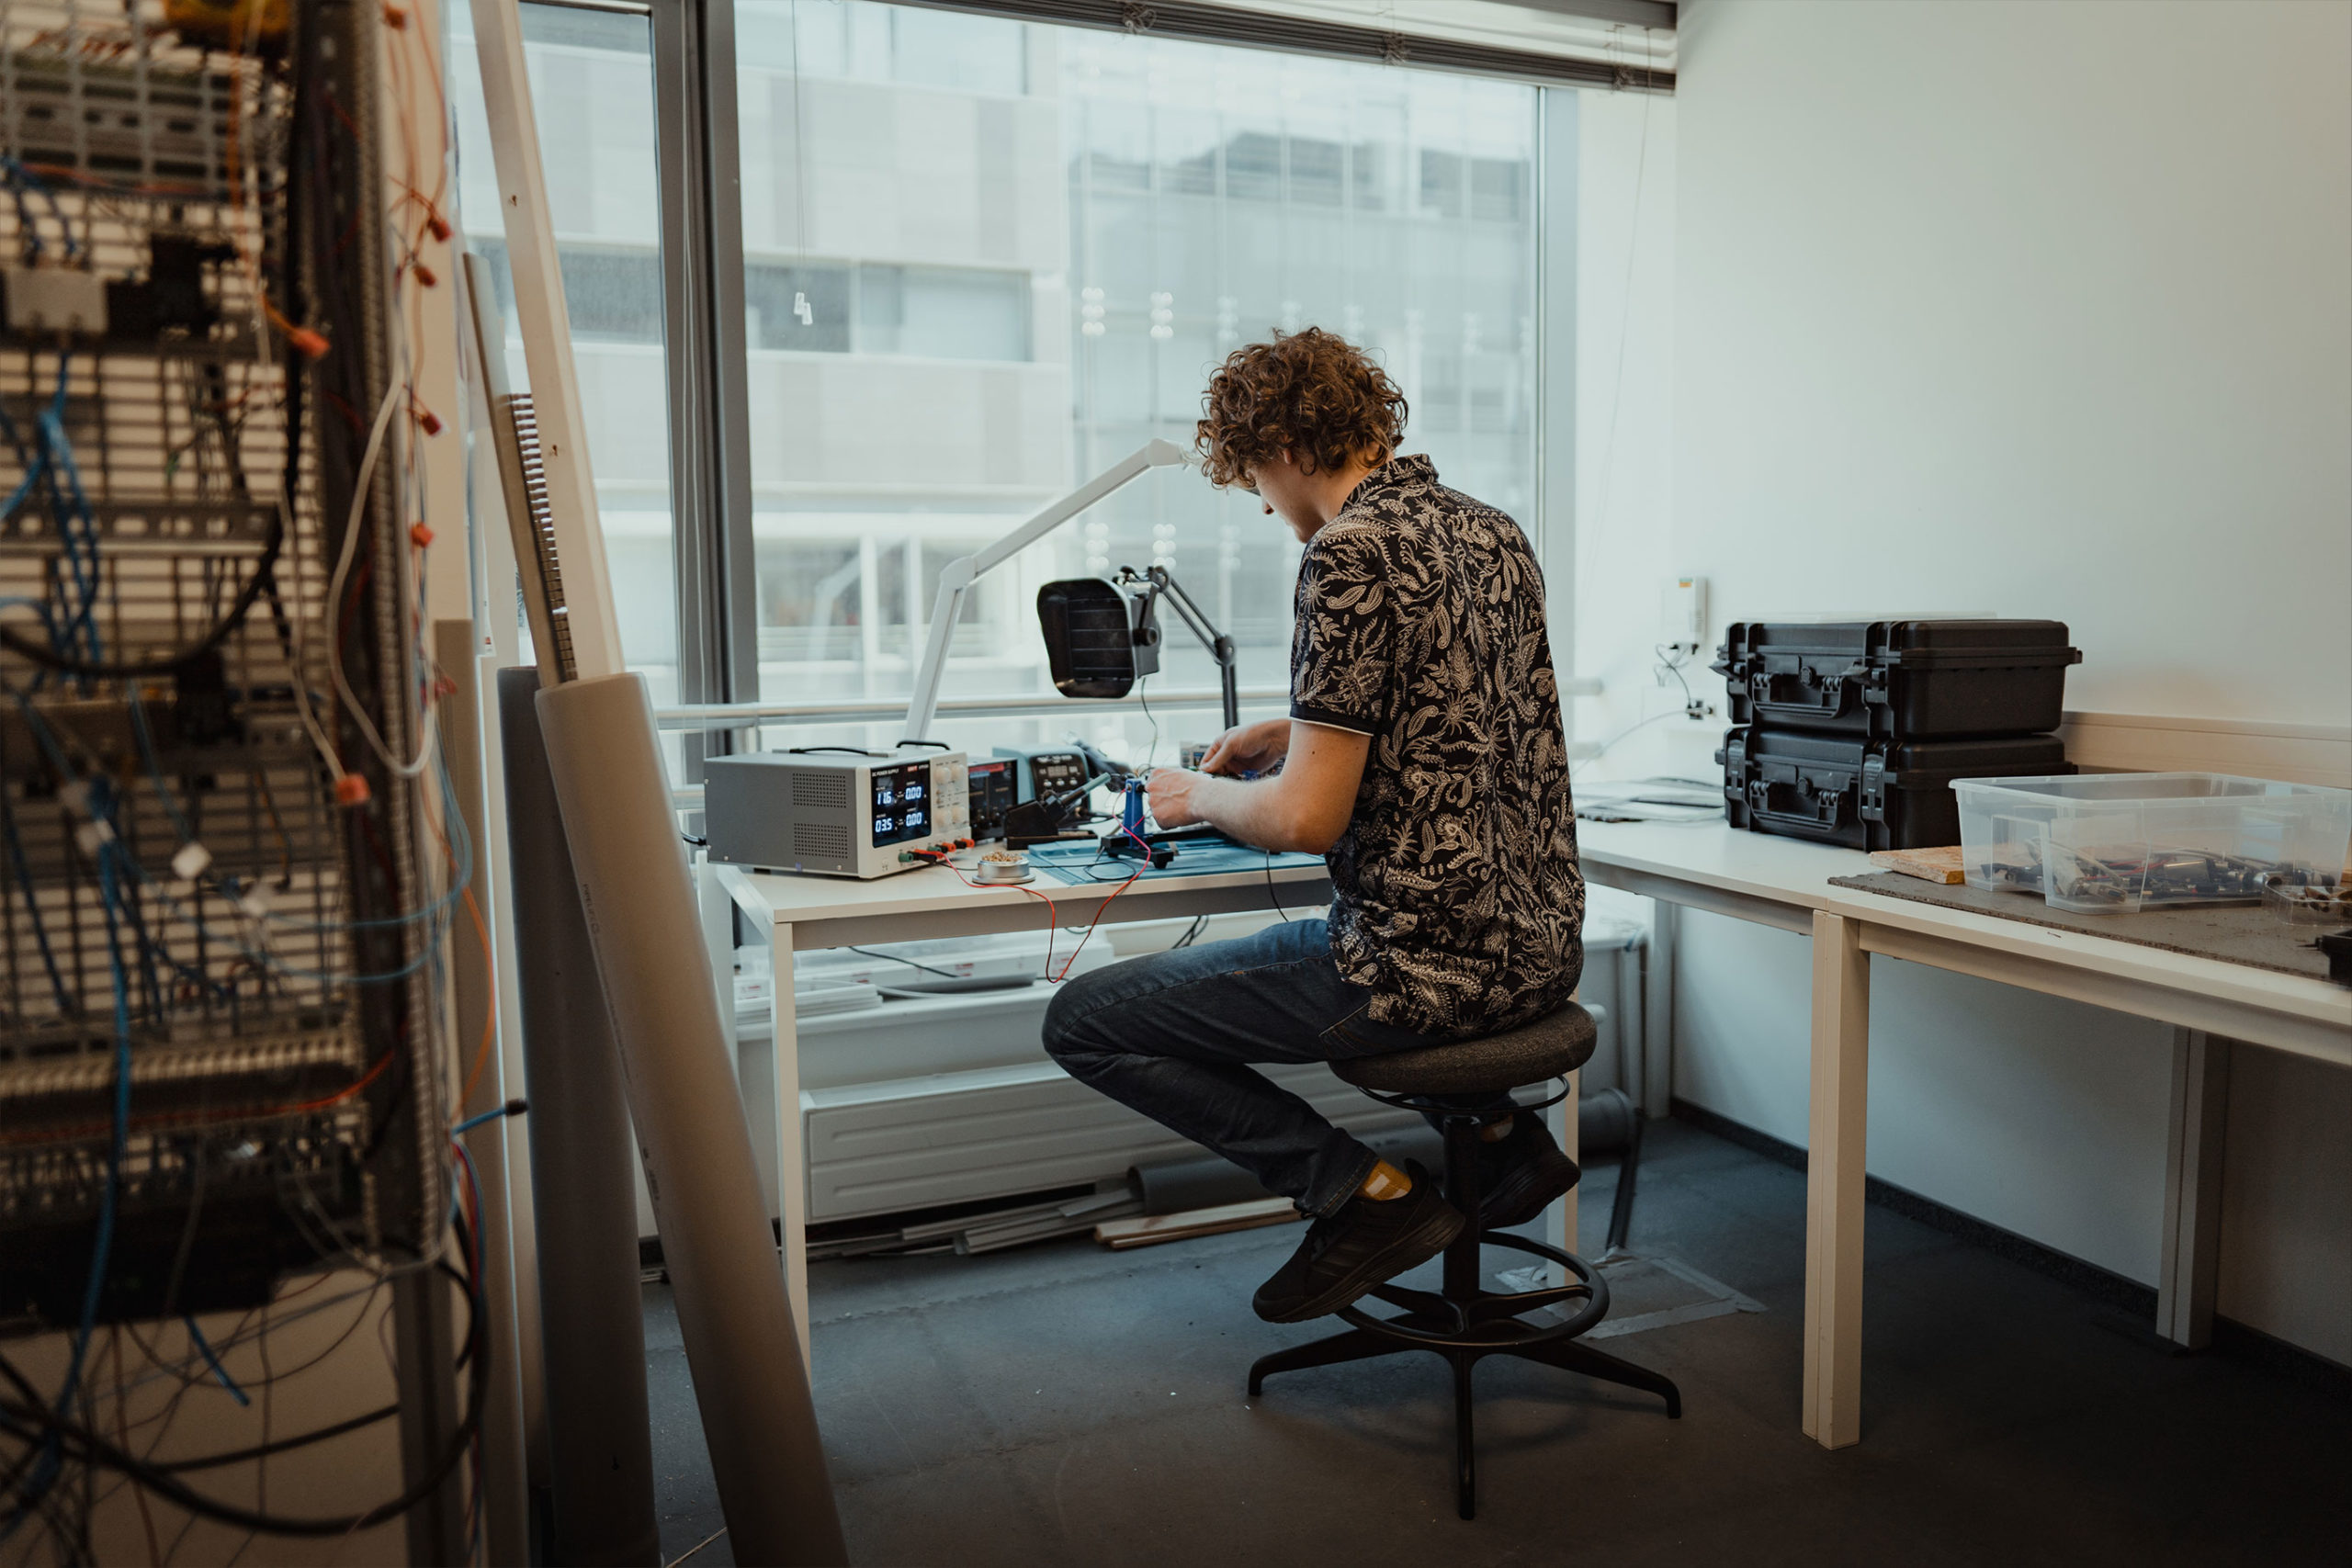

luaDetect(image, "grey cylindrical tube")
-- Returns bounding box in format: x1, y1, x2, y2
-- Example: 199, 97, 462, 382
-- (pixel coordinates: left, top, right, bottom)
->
536, 671, 846, 1568
496, 668, 662, 1567
1579, 1087, 1639, 1156
442, 630, 531, 1568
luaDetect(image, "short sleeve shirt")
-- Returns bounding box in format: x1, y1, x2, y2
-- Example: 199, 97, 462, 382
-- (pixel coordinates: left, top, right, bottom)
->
1289, 454, 1584, 1039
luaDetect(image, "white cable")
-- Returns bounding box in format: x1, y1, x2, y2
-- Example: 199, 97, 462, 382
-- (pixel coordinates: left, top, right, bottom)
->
323, 382, 439, 780
275, 482, 349, 781
1569, 709, 1676, 779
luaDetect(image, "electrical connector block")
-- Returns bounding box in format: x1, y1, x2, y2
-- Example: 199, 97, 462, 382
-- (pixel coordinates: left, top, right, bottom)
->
171, 841, 213, 881
3, 266, 109, 336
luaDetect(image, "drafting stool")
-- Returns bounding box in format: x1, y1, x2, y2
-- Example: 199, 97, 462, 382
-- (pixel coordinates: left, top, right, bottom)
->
1249, 1003, 1682, 1519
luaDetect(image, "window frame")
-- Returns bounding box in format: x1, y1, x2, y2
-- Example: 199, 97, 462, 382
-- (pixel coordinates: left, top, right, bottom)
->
539, 1, 1582, 727
647, 0, 760, 735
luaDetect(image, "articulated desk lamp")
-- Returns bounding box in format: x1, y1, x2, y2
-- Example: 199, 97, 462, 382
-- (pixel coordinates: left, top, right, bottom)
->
896, 441, 1242, 857
899, 436, 1238, 741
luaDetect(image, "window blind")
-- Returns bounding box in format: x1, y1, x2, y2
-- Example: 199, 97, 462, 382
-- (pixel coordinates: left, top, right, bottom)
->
893, 0, 1677, 91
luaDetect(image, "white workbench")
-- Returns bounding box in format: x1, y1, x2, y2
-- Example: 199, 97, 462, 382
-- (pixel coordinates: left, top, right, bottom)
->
701, 823, 2350, 1447
1577, 818, 2352, 1449
702, 854, 1336, 1355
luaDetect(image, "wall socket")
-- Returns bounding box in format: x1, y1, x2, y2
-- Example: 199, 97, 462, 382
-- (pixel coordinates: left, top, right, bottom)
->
1660, 575, 1708, 658
1655, 576, 1716, 721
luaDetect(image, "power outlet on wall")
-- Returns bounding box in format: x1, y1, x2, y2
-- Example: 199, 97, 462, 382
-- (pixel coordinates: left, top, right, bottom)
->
1659, 575, 1708, 659
1655, 575, 1716, 722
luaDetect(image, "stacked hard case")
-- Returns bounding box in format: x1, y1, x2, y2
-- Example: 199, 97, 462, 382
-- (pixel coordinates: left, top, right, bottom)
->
1711, 620, 2081, 851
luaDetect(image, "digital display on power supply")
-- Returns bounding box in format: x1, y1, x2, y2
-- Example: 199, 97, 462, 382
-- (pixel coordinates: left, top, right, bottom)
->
870, 761, 933, 846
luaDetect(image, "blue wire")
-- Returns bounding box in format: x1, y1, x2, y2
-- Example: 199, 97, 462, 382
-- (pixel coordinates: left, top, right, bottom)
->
451, 1105, 516, 1137
129, 692, 196, 843
1, 157, 74, 262
37, 373, 104, 664
182, 1316, 252, 1406
0, 787, 71, 1014
3, 159, 43, 263
28, 844, 137, 1526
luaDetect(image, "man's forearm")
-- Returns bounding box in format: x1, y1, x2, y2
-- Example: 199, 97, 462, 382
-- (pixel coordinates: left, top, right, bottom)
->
1188, 773, 1314, 852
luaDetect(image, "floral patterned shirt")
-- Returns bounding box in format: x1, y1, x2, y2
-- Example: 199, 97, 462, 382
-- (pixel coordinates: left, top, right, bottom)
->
1289, 454, 1584, 1039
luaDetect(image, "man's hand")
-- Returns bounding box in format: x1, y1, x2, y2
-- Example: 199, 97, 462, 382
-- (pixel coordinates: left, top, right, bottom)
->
1144, 722, 1370, 853
1146, 767, 1208, 829
1199, 718, 1291, 776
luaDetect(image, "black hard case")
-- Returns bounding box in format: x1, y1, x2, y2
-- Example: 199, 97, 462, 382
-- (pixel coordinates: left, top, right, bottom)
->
1712, 620, 2081, 739
1718, 728, 2075, 852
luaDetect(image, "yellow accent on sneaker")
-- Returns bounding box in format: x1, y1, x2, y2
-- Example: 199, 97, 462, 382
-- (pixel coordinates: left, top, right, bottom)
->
1357, 1159, 1413, 1201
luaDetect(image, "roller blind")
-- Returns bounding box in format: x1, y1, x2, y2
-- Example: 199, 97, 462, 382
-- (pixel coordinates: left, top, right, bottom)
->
892, 0, 1678, 90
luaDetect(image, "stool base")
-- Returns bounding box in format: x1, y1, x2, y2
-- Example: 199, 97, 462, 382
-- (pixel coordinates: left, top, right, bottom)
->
1248, 1110, 1681, 1520
1249, 1287, 1680, 1520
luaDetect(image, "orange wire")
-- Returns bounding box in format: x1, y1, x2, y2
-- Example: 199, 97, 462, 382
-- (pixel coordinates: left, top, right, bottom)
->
918, 851, 1062, 981
1048, 826, 1151, 981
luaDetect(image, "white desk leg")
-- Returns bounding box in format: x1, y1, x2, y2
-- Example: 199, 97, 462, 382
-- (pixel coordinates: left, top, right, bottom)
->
1804, 910, 1870, 1450
1549, 1066, 1581, 1274
698, 856, 738, 1069
1642, 901, 1677, 1119
707, 882, 811, 1369
2157, 1029, 2232, 1349
770, 919, 809, 1365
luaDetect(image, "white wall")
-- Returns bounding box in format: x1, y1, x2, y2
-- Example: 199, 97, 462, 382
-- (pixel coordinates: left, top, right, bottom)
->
1640, 0, 2351, 1360
1571, 87, 1696, 771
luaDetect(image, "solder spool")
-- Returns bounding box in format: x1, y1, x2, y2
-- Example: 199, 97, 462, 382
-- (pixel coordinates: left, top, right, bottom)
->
974, 850, 1034, 886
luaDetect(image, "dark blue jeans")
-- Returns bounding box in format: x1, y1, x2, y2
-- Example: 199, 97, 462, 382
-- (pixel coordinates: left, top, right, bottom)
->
1041, 918, 1458, 1218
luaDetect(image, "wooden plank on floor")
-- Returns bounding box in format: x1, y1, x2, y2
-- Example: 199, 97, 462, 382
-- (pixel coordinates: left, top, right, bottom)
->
1095, 1197, 1302, 1250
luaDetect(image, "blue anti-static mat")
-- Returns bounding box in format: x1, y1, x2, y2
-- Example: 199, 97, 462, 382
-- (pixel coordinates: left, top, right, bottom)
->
1023, 835, 1324, 886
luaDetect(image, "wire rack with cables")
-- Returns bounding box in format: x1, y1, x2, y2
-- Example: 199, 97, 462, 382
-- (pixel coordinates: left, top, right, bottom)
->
0, 4, 473, 1557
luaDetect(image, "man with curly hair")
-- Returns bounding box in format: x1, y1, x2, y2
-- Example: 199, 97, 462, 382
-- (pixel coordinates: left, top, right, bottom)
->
1043, 327, 1584, 1323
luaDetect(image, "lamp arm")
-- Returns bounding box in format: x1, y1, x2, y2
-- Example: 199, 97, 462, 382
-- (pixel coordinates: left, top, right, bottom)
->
899, 578, 969, 745
1124, 566, 1242, 732
900, 439, 1192, 745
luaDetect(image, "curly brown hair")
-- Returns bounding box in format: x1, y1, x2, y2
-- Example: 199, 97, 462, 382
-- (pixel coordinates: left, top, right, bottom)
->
1193, 328, 1408, 489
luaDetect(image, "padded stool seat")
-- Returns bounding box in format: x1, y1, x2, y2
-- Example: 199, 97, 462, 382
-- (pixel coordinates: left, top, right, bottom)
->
1332, 1005, 1596, 1098
1250, 1000, 1679, 1520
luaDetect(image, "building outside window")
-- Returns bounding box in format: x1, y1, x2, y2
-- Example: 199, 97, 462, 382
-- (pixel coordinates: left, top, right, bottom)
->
735, 0, 1540, 761
454, 1, 1549, 766
451, 5, 680, 709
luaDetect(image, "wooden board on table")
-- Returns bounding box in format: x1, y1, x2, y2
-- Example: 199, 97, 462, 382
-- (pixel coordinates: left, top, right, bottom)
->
1869, 846, 1966, 885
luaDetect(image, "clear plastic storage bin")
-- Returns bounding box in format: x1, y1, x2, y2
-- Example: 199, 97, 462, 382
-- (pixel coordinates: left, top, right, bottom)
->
1951, 773, 2352, 915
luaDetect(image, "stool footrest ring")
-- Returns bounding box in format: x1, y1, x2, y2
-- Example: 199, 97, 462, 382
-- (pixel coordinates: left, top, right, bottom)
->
1334, 1238, 1609, 1349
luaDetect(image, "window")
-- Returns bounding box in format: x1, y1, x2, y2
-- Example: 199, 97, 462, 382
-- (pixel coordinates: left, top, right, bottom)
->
741, 261, 1031, 359
450, 4, 683, 712
734, 3, 1542, 763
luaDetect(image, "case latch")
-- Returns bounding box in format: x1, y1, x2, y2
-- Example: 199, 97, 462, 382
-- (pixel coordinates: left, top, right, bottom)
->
1859, 754, 1888, 822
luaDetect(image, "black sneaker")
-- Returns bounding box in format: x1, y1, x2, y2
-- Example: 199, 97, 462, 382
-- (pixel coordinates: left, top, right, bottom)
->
1251, 1161, 1464, 1324
1474, 1114, 1581, 1230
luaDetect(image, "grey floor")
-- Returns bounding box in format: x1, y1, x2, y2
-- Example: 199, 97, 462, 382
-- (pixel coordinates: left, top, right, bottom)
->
641, 1120, 2351, 1567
